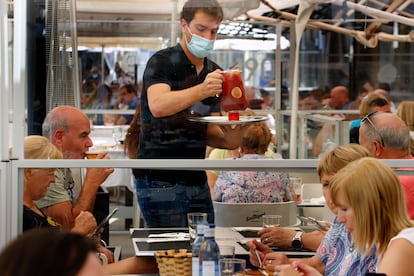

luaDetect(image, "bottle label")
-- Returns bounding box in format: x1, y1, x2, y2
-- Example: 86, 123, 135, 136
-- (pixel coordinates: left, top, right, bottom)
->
202, 261, 219, 276
192, 257, 200, 276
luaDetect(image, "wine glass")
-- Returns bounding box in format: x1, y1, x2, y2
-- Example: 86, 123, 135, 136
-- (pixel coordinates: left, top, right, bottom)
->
112, 126, 123, 147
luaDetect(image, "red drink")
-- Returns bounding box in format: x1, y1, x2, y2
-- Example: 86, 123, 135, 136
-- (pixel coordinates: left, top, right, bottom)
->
221, 70, 248, 112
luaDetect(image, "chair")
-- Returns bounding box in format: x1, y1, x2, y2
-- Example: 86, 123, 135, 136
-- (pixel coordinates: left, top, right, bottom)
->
301, 183, 323, 200
212, 201, 297, 227
300, 183, 324, 220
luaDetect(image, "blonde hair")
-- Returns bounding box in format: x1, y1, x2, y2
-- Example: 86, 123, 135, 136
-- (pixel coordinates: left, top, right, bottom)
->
317, 144, 371, 177
330, 157, 413, 255
396, 101, 414, 131
24, 135, 62, 160
359, 93, 389, 118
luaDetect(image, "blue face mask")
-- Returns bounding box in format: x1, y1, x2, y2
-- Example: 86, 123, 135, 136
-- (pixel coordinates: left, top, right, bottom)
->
185, 26, 215, 58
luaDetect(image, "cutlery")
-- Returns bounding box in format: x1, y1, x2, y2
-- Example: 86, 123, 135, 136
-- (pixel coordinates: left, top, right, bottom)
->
255, 249, 269, 276
298, 215, 329, 231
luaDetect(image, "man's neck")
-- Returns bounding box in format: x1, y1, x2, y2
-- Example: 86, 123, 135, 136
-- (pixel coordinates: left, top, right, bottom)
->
180, 40, 204, 72
380, 149, 411, 159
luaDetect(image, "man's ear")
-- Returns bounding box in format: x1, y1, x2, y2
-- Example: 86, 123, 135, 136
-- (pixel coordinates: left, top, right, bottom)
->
24, 168, 32, 179
372, 140, 383, 158
180, 18, 188, 32
53, 129, 65, 147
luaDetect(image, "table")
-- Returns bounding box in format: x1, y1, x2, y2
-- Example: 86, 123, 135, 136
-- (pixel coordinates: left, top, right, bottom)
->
130, 227, 315, 258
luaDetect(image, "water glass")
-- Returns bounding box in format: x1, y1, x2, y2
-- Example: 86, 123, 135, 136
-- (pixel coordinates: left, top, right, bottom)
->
187, 212, 207, 244
262, 214, 282, 227
220, 258, 246, 276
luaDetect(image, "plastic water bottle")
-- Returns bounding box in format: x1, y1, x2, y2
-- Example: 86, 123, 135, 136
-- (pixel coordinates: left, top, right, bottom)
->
199, 224, 220, 276
192, 223, 207, 276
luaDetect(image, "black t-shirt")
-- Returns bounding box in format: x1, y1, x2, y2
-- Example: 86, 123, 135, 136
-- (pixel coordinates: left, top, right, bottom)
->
134, 44, 221, 185
23, 205, 55, 231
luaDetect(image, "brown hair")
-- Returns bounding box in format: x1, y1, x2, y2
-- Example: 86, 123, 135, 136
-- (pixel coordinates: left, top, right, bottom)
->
359, 93, 390, 118
240, 123, 272, 154
180, 0, 223, 23
124, 105, 140, 159
0, 228, 97, 276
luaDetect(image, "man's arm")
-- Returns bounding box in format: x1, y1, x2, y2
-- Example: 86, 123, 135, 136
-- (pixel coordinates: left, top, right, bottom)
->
41, 154, 114, 229
147, 70, 223, 118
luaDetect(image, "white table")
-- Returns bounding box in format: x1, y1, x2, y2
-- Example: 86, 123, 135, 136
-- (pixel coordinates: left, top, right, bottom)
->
130, 227, 315, 258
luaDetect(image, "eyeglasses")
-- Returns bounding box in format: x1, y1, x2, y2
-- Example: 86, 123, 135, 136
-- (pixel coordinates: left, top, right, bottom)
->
361, 111, 384, 147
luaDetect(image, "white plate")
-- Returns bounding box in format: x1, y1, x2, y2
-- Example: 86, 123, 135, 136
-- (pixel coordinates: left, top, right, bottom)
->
188, 116, 268, 125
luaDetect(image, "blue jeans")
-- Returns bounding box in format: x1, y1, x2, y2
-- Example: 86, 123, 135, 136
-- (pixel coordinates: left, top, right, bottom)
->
135, 176, 214, 227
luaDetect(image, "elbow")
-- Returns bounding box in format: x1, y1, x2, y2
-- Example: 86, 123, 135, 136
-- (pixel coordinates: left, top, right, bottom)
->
148, 103, 168, 118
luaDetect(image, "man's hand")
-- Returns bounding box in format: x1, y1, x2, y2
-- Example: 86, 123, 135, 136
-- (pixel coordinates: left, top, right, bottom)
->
201, 69, 223, 98
71, 211, 97, 236
84, 151, 114, 187
258, 226, 297, 248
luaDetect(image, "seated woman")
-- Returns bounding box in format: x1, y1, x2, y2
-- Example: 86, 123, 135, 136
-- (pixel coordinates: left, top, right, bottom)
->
20, 135, 96, 234
214, 123, 292, 203
273, 157, 414, 276
249, 144, 376, 276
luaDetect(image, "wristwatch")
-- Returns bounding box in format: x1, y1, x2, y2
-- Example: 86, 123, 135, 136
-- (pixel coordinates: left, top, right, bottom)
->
291, 231, 303, 249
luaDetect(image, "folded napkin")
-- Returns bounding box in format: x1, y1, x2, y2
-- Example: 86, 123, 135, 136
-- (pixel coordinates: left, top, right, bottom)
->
146, 232, 190, 243
148, 232, 189, 238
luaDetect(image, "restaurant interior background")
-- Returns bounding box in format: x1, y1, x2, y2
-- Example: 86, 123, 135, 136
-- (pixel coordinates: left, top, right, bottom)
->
0, 0, 413, 250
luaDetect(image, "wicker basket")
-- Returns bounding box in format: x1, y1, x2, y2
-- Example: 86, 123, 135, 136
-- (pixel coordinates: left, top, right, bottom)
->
155, 249, 192, 276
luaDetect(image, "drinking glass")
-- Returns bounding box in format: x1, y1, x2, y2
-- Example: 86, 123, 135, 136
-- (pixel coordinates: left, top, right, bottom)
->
112, 126, 123, 147
187, 212, 207, 244
290, 177, 303, 203
220, 258, 246, 276
262, 214, 282, 227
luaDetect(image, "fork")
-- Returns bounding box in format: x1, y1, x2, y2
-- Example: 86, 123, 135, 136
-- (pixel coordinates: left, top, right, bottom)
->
255, 249, 269, 276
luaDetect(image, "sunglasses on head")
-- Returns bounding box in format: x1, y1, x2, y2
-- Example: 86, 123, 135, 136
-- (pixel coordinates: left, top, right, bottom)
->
361, 111, 384, 147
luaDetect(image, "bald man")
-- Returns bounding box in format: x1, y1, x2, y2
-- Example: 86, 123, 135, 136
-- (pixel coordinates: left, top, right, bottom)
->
35, 105, 114, 229
359, 111, 414, 218
329, 86, 351, 110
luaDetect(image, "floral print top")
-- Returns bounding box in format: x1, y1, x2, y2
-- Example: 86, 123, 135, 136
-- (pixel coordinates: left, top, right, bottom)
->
214, 154, 293, 203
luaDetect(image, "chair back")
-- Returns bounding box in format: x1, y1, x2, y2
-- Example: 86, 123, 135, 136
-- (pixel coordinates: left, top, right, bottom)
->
212, 201, 297, 227
301, 183, 322, 200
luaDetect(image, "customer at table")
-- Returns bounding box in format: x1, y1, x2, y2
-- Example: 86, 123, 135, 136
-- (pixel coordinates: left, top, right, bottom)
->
34, 105, 114, 230
114, 83, 140, 125
248, 144, 377, 275
20, 135, 96, 234
133, 0, 246, 227
214, 123, 292, 203
358, 111, 414, 219
349, 92, 390, 143
396, 100, 414, 154
0, 228, 108, 276
272, 158, 414, 276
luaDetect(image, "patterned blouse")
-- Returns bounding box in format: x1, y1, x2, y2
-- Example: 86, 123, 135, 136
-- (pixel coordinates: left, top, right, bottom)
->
214, 154, 293, 203
316, 218, 377, 275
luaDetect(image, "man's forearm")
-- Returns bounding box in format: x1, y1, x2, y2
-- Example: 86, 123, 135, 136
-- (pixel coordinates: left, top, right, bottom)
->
72, 180, 100, 218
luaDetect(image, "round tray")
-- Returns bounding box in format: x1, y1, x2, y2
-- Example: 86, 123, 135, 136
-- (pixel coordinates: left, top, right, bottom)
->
188, 115, 268, 125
